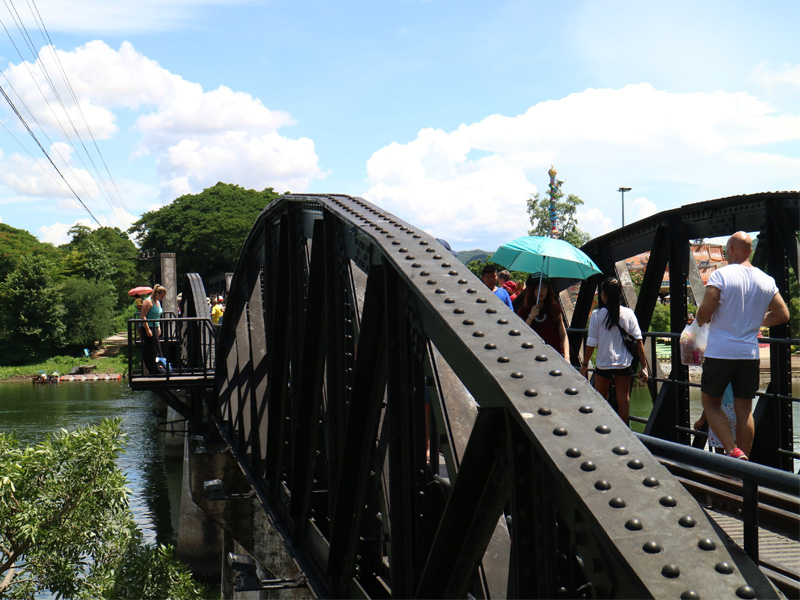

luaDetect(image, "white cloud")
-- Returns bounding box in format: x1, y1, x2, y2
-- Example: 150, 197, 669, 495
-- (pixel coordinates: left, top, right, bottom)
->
0, 40, 323, 213
630, 196, 657, 223
752, 62, 800, 94
364, 84, 800, 249
21, 0, 258, 34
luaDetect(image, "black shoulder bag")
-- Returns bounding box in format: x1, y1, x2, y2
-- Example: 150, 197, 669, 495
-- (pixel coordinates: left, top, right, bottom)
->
616, 322, 638, 357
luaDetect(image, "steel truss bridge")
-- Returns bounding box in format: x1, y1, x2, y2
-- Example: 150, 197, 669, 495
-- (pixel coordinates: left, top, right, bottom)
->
130, 191, 799, 599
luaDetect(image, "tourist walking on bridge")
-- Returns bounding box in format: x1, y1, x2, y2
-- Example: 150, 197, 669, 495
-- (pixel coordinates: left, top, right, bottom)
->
696, 231, 789, 460
140, 285, 167, 374
580, 278, 649, 425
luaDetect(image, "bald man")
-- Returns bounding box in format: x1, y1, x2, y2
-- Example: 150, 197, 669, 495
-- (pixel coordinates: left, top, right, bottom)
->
696, 231, 789, 460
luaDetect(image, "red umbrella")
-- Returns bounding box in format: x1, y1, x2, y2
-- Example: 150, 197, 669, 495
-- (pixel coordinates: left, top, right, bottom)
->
128, 286, 154, 296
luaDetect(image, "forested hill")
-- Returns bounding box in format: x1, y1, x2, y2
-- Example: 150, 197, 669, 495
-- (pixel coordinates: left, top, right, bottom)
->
456, 249, 491, 265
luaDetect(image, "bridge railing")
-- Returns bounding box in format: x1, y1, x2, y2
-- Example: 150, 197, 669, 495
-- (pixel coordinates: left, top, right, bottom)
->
569, 325, 799, 469
127, 316, 218, 382
206, 193, 785, 599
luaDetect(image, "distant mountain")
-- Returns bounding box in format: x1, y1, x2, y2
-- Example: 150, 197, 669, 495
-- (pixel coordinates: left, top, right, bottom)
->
456, 249, 492, 265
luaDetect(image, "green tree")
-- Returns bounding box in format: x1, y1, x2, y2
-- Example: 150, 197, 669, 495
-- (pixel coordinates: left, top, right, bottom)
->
527, 192, 591, 248
0, 223, 58, 283
0, 419, 204, 599
0, 255, 66, 360
128, 182, 282, 280
61, 225, 141, 309
60, 277, 117, 349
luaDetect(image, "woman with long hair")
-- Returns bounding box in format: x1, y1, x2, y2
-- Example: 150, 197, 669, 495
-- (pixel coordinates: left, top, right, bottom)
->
140, 284, 167, 374
516, 275, 569, 359
579, 278, 649, 424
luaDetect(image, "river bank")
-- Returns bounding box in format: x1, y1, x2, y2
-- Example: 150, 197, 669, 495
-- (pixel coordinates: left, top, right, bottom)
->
0, 332, 129, 381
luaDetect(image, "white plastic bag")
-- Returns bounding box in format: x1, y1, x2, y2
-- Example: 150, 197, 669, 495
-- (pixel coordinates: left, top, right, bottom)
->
680, 320, 708, 366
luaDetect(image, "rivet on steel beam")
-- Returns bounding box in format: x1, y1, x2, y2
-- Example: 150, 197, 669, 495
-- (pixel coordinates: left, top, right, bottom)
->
580, 461, 596, 471
521, 342, 533, 348
448, 270, 458, 275
715, 562, 734, 574
485, 343, 497, 349
433, 254, 442, 259
486, 308, 497, 313
454, 308, 465, 314
609, 497, 626, 508
473, 331, 484, 337
392, 240, 400, 245
420, 240, 429, 245
660, 495, 677, 507
441, 262, 451, 267
477, 298, 487, 303
679, 592, 699, 600
462, 319, 474, 325
420, 271, 430, 276
594, 480, 610, 491
535, 355, 548, 361
405, 255, 415, 260
595, 425, 611, 434
467, 288, 477, 294
628, 459, 644, 470
679, 515, 696, 528
435, 288, 446, 294
426, 248, 435, 253
509, 329, 521, 336
386, 234, 394, 238
553, 427, 567, 436
511, 372, 523, 378
524, 389, 537, 397
427, 279, 437, 285
444, 298, 455, 303
661, 564, 680, 578
698, 538, 716, 551
498, 356, 510, 363
612, 446, 629, 455
458, 279, 468, 284
412, 263, 421, 268
399, 248, 408, 253
538, 407, 552, 416
736, 586, 757, 599
625, 518, 643, 531
413, 234, 421, 238
497, 318, 509, 324
566, 448, 581, 458
579, 405, 593, 413
643, 477, 659, 487
549, 369, 562, 376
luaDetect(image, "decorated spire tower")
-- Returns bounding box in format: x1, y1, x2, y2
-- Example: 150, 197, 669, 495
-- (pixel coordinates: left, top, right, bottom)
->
548, 165, 561, 238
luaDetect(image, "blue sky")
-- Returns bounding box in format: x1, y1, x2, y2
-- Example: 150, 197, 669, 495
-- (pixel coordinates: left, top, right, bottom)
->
0, 0, 797, 251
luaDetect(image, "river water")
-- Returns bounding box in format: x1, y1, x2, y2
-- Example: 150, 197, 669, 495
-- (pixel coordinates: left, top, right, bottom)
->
0, 380, 181, 547
0, 375, 797, 547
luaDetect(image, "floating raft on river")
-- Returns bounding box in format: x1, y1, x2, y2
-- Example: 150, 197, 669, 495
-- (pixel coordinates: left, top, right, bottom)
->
59, 373, 122, 382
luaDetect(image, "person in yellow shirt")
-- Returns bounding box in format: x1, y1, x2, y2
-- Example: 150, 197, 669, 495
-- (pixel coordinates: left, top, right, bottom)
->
211, 296, 225, 324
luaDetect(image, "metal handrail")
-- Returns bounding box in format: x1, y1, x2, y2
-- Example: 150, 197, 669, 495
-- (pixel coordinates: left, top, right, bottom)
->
127, 316, 219, 380
637, 433, 800, 562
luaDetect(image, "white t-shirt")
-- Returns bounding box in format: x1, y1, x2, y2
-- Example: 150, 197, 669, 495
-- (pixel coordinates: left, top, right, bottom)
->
587, 306, 642, 369
705, 264, 778, 360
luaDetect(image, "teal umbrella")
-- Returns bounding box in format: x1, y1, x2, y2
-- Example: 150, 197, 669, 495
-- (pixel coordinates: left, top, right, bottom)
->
492, 236, 601, 280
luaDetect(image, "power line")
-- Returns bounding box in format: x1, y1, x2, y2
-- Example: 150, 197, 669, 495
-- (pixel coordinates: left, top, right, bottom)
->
0, 81, 101, 225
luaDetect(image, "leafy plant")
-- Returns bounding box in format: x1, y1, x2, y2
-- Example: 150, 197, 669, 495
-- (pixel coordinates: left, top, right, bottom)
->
0, 419, 205, 599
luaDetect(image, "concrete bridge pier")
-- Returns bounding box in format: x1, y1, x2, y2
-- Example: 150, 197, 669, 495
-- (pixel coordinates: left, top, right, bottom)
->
176, 433, 310, 598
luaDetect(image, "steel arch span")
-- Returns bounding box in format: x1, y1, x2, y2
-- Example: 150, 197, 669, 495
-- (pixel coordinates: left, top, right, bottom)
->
209, 193, 782, 598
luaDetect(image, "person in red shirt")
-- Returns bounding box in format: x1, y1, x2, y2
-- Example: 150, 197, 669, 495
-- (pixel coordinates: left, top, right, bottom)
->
516, 276, 569, 359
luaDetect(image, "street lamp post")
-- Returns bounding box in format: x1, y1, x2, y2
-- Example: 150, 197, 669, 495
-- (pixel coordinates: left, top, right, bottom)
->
618, 187, 631, 227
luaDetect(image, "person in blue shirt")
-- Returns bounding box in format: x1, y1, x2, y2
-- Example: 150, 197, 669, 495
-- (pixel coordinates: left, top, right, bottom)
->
481, 264, 514, 309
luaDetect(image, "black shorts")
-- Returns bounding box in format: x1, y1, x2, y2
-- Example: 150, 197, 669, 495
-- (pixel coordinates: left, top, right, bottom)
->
595, 365, 634, 378
701, 357, 760, 399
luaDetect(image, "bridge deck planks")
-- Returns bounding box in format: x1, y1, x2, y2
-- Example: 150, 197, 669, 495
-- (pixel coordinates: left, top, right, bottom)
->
706, 508, 800, 576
